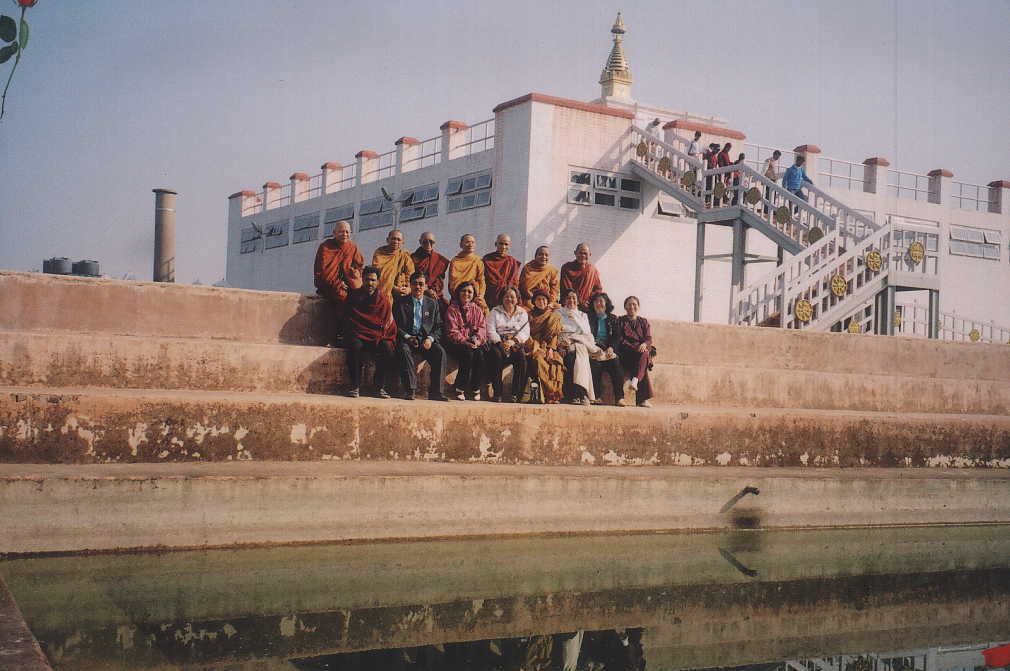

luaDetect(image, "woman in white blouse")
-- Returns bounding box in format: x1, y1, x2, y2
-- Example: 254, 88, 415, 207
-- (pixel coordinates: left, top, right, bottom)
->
486, 287, 530, 402
557, 288, 602, 405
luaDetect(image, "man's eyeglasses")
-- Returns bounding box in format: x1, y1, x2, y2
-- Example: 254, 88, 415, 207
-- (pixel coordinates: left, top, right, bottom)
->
421, 239, 435, 245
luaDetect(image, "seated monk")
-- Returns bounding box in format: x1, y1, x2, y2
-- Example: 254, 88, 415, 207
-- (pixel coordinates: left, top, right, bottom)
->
560, 242, 604, 311
372, 229, 414, 300
312, 220, 363, 340
482, 233, 521, 308
524, 290, 565, 404
411, 231, 449, 311
518, 245, 560, 310
448, 234, 487, 311
344, 265, 396, 399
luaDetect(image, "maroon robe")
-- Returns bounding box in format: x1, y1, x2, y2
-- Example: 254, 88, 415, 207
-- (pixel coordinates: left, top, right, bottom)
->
560, 261, 604, 310
411, 248, 450, 307
481, 252, 521, 307
345, 287, 395, 344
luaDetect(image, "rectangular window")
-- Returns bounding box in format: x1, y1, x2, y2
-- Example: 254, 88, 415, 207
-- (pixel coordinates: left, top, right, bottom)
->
446, 170, 492, 214
983, 230, 1002, 245
264, 221, 289, 249
399, 183, 439, 222
619, 196, 641, 210
594, 192, 616, 206
950, 226, 985, 244
292, 213, 319, 244
323, 203, 354, 237
596, 174, 618, 190
360, 211, 394, 231
570, 171, 591, 185
240, 226, 260, 254
359, 198, 385, 216
621, 178, 641, 193
567, 167, 642, 213
568, 188, 590, 205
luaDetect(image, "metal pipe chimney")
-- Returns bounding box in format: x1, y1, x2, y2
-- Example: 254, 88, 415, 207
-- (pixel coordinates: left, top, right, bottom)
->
152, 188, 177, 282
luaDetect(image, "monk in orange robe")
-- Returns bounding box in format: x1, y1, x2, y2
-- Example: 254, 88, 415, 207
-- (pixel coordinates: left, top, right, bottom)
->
482, 233, 521, 308
371, 229, 414, 300
411, 231, 450, 309
525, 290, 565, 404
448, 234, 487, 310
518, 245, 560, 309
560, 242, 604, 311
313, 220, 363, 307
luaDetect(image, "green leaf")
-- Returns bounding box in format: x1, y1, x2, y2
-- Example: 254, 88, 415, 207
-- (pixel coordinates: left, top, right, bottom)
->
0, 42, 16, 64
18, 18, 27, 50
0, 15, 15, 43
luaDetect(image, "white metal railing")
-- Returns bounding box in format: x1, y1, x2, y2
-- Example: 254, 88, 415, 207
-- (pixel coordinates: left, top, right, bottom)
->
741, 143, 796, 179
240, 195, 263, 217
459, 118, 495, 155
405, 135, 442, 172
887, 169, 931, 201
951, 180, 990, 212
367, 150, 396, 181
306, 173, 324, 199
899, 302, 1010, 344
819, 156, 866, 192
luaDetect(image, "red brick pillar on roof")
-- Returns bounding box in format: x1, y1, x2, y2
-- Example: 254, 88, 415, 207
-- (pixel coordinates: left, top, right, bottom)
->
927, 169, 953, 206
987, 180, 1010, 215
290, 172, 310, 203
793, 145, 821, 185
228, 189, 259, 218
395, 137, 420, 175
262, 181, 282, 210
356, 150, 378, 185
862, 157, 890, 195
320, 162, 342, 195
440, 121, 469, 161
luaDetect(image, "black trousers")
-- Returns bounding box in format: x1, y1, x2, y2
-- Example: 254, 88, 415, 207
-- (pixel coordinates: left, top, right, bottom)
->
590, 357, 625, 402
562, 350, 592, 401
485, 343, 528, 400
346, 336, 393, 390
447, 343, 486, 394
397, 339, 446, 396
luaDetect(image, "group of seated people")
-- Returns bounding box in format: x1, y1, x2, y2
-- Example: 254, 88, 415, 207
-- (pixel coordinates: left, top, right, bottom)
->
314, 222, 656, 407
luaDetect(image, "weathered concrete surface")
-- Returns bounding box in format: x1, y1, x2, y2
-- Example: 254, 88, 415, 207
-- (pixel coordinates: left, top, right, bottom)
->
2, 462, 1009, 553
2, 529, 1007, 669
5, 331, 1010, 414
0, 578, 52, 671
2, 387, 1009, 467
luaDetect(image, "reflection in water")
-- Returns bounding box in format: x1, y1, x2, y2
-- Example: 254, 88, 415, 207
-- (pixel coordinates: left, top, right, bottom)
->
1, 526, 1009, 670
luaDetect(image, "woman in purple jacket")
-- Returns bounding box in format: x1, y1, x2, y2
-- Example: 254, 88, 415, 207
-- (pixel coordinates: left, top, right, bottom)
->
617, 295, 655, 408
445, 281, 487, 400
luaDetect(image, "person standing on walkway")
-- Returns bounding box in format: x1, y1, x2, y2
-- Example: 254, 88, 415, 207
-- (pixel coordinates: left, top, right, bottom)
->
762, 150, 782, 214
783, 155, 814, 207
704, 143, 720, 206
717, 143, 733, 205
687, 130, 703, 160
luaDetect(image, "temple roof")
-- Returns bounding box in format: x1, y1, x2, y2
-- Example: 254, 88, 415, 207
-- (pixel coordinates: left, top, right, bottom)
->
600, 11, 632, 87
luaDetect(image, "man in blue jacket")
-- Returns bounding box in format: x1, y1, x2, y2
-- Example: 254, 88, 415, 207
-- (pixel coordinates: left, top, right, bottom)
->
393, 271, 449, 401
783, 155, 814, 203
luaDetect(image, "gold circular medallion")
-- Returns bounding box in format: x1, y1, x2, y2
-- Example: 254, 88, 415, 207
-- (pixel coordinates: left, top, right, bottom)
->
969, 328, 981, 342
713, 181, 726, 200
681, 169, 697, 187
830, 274, 847, 297
907, 240, 925, 264
774, 205, 792, 225
794, 298, 813, 322
636, 141, 648, 158
658, 155, 672, 173
847, 320, 861, 334
807, 227, 824, 244
865, 250, 883, 272
744, 186, 762, 205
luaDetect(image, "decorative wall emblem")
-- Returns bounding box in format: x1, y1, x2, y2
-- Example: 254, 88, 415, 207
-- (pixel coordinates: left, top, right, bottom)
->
969, 328, 981, 342
847, 320, 861, 334
794, 298, 813, 322
907, 240, 925, 264
830, 274, 847, 297
774, 205, 792, 224
658, 155, 672, 173
744, 187, 762, 205
636, 141, 648, 157
807, 227, 824, 244
865, 250, 883, 272
681, 169, 697, 187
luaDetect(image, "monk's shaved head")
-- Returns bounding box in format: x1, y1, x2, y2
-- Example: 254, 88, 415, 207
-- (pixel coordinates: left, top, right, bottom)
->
495, 234, 511, 254
334, 220, 351, 243
460, 234, 475, 245
420, 231, 436, 244
574, 243, 591, 255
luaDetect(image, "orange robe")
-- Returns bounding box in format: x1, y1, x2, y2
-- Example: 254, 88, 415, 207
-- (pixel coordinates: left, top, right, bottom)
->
481, 252, 521, 308
518, 262, 560, 309
560, 261, 604, 310
371, 245, 414, 300
313, 239, 363, 305
525, 308, 565, 403
411, 248, 450, 305
448, 252, 487, 308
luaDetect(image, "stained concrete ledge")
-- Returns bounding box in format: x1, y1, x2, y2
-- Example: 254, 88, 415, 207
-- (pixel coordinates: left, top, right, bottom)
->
5, 331, 1010, 414
0, 578, 52, 671
2, 386, 1009, 467
2, 462, 1010, 553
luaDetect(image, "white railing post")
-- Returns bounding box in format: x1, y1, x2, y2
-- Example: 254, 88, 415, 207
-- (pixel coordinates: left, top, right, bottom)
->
356, 150, 378, 185
862, 157, 890, 194
440, 120, 469, 161
289, 172, 310, 203
395, 136, 420, 175
987, 179, 1010, 214
320, 162, 342, 194
262, 181, 282, 210
228, 189, 258, 218
927, 169, 953, 205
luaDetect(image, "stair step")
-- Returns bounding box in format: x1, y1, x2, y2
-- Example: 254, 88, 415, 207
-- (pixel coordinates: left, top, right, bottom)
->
2, 386, 1009, 467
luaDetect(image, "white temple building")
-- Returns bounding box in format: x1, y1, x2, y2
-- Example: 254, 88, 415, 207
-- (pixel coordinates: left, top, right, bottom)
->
226, 13, 1010, 343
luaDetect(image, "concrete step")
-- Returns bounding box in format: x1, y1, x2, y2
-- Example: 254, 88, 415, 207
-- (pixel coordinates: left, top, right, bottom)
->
5, 270, 1010, 381
4, 331, 1010, 414
1, 386, 1009, 467
2, 460, 1009, 553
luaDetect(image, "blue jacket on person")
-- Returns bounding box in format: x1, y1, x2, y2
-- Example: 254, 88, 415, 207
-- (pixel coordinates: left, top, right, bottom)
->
783, 164, 812, 192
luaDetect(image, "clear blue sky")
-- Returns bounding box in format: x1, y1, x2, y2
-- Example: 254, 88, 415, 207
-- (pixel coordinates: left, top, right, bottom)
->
0, 0, 1007, 283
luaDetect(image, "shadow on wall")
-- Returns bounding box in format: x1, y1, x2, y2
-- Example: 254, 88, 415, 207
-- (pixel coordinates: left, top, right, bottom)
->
279, 295, 340, 346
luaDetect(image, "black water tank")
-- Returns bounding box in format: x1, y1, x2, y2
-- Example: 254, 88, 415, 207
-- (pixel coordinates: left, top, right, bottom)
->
72, 260, 100, 277
46, 257, 72, 275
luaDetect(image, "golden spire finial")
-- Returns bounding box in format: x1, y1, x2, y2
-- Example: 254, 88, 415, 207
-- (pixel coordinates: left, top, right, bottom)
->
600, 11, 632, 98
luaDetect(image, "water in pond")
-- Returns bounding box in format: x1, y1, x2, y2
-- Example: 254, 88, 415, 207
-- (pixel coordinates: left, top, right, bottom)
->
1, 526, 1008, 670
